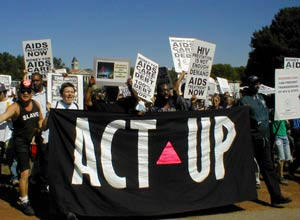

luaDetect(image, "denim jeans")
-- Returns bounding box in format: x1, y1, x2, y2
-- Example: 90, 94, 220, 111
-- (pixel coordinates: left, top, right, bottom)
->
275, 135, 293, 161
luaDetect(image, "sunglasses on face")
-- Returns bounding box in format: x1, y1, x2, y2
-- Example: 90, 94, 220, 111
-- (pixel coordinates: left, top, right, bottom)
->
20, 88, 32, 94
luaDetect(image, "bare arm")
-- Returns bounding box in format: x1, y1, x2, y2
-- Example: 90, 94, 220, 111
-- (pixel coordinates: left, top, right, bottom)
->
0, 103, 18, 123
173, 71, 186, 94
23, 70, 29, 80
42, 102, 51, 130
84, 76, 95, 107
127, 78, 140, 101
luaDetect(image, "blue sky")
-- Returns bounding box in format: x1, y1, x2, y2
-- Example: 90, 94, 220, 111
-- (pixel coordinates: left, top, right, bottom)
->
0, 0, 299, 69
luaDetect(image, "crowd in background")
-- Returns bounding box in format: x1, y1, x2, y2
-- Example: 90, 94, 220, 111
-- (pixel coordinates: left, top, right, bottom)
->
0, 71, 299, 218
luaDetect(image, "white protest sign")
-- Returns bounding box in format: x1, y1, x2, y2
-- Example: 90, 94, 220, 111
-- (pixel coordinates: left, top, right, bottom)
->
118, 85, 131, 98
274, 69, 300, 120
284, 57, 300, 69
216, 77, 231, 94
169, 37, 195, 73
207, 77, 217, 97
132, 53, 159, 102
22, 39, 53, 79
0, 75, 12, 96
183, 39, 216, 99
47, 73, 84, 109
94, 57, 130, 86
55, 68, 67, 74
258, 84, 275, 95
229, 82, 240, 98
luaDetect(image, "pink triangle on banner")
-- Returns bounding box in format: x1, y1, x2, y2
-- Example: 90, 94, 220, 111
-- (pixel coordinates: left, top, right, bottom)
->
156, 141, 182, 165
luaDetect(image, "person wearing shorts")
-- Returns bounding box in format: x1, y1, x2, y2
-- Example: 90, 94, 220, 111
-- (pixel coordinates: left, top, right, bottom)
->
273, 120, 293, 184
0, 80, 43, 216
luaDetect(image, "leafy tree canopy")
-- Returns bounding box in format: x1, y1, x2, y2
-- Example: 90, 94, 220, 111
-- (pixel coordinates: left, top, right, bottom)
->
245, 7, 300, 86
211, 64, 244, 81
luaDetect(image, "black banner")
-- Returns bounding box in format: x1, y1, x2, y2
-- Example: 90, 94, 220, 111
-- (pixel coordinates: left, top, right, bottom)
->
48, 107, 257, 217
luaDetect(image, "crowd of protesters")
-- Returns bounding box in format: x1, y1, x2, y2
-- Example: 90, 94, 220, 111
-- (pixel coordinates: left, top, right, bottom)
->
0, 71, 299, 218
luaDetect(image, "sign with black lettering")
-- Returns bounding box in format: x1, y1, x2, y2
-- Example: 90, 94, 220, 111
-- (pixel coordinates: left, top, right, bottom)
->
284, 57, 300, 69
0, 74, 11, 89
169, 37, 195, 73
275, 69, 300, 120
132, 53, 159, 102
229, 82, 241, 98
48, 107, 256, 217
22, 39, 53, 79
217, 77, 231, 95
94, 57, 130, 86
258, 84, 275, 95
118, 85, 131, 98
47, 73, 84, 109
0, 74, 13, 96
184, 39, 216, 99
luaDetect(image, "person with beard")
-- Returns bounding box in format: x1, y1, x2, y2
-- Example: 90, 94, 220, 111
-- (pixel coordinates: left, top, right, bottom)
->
150, 82, 177, 112
240, 75, 291, 207
0, 80, 43, 216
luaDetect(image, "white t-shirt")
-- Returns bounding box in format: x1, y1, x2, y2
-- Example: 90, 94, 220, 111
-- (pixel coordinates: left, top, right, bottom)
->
0, 98, 13, 142
32, 87, 49, 142
55, 100, 79, 110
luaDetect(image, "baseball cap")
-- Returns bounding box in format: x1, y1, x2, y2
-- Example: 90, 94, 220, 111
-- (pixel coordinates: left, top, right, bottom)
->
0, 83, 7, 92
247, 75, 260, 86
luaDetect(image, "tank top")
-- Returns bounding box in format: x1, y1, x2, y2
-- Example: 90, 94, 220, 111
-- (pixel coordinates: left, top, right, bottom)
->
13, 100, 40, 143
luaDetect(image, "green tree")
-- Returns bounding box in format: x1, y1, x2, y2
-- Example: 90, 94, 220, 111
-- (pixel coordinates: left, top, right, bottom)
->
246, 7, 300, 86
0, 52, 24, 80
0, 52, 68, 80
211, 64, 241, 81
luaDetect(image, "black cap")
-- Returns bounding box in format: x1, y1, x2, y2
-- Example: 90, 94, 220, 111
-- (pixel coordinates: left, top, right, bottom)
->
247, 75, 260, 86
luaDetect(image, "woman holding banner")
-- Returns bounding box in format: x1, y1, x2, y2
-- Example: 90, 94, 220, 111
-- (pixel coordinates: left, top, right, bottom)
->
54, 82, 79, 109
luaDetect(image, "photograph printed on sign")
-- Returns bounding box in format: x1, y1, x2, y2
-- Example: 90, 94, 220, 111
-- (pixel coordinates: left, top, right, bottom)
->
94, 57, 130, 86
97, 62, 114, 79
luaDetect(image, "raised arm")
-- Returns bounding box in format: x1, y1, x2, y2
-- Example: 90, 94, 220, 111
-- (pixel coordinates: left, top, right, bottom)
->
127, 77, 140, 101
84, 76, 95, 107
173, 71, 186, 94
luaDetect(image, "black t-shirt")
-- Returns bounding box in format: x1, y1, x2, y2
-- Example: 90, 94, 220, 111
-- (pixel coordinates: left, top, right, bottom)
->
13, 100, 40, 151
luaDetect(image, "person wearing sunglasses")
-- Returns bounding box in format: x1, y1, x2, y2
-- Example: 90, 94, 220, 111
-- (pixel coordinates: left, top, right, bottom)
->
0, 80, 43, 216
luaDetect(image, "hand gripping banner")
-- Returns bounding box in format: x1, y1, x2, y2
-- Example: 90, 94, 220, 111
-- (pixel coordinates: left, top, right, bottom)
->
48, 107, 257, 217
